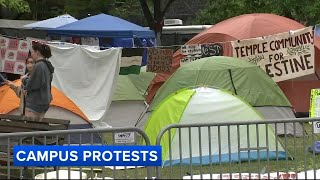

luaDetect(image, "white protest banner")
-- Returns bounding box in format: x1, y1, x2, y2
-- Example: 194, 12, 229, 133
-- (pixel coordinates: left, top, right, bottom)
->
181, 44, 201, 56
180, 43, 224, 66
231, 27, 314, 82
180, 54, 202, 66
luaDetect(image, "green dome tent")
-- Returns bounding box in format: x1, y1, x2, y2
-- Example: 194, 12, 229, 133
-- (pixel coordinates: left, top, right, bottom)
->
145, 56, 304, 137
105, 71, 155, 127
112, 71, 155, 101
144, 87, 287, 166
149, 56, 291, 110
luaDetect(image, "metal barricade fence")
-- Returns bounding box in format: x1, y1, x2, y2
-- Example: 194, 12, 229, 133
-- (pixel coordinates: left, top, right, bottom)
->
0, 127, 153, 179
155, 117, 320, 179
2, 117, 320, 179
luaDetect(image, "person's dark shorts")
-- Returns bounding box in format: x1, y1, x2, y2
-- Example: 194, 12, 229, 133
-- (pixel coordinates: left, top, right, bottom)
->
26, 104, 50, 113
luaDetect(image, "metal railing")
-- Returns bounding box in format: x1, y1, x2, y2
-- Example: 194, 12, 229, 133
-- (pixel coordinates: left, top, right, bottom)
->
0, 127, 153, 179
155, 117, 320, 179
1, 117, 320, 179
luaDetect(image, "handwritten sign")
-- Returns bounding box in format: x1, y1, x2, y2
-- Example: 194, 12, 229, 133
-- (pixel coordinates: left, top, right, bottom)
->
181, 44, 201, 56
201, 44, 223, 57
180, 55, 202, 66
180, 43, 224, 66
231, 27, 314, 82
181, 45, 188, 55
147, 48, 173, 73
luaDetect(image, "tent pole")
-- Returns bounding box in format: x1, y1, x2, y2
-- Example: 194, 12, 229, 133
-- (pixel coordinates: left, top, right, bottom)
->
228, 69, 238, 95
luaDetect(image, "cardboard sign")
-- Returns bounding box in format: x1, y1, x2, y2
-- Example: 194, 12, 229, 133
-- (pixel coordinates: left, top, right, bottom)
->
147, 48, 173, 73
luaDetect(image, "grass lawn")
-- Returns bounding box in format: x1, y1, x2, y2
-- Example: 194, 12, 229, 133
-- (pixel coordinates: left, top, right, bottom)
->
1, 123, 320, 179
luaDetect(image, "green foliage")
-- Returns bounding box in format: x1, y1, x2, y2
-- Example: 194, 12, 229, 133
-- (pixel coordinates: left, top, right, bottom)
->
64, 0, 113, 19
63, 0, 152, 26
22, 0, 66, 20
195, 0, 320, 26
108, 0, 147, 26
0, 0, 30, 13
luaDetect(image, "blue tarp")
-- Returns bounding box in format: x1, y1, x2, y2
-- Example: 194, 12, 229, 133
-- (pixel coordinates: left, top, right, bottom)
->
48, 13, 155, 39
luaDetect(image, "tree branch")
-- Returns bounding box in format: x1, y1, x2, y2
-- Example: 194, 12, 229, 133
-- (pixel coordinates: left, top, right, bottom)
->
154, 0, 161, 22
138, 0, 155, 29
160, 0, 176, 18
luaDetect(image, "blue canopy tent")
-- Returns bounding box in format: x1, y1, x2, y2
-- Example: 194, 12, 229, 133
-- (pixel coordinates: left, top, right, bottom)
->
23, 14, 78, 30
47, 14, 155, 73
48, 13, 155, 47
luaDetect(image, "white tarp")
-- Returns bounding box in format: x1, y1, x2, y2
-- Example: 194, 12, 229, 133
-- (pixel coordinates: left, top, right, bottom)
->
231, 27, 315, 82
49, 44, 121, 127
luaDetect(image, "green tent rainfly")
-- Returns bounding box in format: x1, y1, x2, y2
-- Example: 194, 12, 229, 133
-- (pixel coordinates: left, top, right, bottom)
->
112, 71, 155, 101
106, 71, 155, 127
149, 56, 291, 111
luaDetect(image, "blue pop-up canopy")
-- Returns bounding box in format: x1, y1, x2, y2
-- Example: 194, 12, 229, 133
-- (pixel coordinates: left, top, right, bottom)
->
23, 14, 78, 30
48, 13, 155, 39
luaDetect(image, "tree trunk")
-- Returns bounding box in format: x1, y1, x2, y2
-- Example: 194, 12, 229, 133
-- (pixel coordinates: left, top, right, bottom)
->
139, 0, 177, 46
138, 0, 154, 31
156, 32, 161, 46
154, 0, 162, 46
